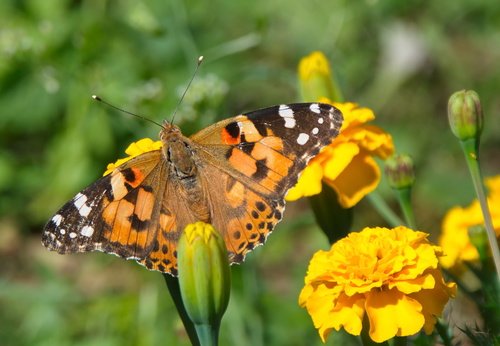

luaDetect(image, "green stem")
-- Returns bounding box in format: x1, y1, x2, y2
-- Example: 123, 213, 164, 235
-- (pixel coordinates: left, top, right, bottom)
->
367, 192, 404, 227
395, 187, 416, 229
194, 323, 219, 346
460, 139, 500, 278
434, 319, 453, 346
163, 274, 200, 346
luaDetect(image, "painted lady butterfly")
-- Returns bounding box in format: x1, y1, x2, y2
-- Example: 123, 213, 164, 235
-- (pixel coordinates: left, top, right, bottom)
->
42, 103, 343, 276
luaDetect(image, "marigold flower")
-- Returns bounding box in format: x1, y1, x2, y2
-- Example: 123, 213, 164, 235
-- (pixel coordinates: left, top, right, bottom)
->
299, 226, 456, 343
286, 100, 394, 208
103, 138, 162, 175
439, 175, 500, 271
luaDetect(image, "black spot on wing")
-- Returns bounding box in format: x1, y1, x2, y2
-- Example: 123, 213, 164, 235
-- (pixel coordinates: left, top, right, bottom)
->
238, 142, 255, 155
252, 158, 269, 181
122, 167, 136, 183
225, 122, 240, 139
128, 214, 149, 231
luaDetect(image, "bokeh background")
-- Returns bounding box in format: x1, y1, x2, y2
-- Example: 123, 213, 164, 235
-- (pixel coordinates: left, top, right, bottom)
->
1, 1, 499, 345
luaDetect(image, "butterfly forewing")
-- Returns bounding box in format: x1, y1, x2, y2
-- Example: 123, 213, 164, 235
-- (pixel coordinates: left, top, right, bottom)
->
42, 151, 164, 259
42, 102, 343, 275
191, 103, 342, 196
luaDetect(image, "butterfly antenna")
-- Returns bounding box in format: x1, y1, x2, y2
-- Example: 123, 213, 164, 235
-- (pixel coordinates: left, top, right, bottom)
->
170, 55, 204, 125
92, 95, 165, 129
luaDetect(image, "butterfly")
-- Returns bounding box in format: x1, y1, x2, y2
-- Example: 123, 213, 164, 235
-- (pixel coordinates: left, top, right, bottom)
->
42, 103, 343, 276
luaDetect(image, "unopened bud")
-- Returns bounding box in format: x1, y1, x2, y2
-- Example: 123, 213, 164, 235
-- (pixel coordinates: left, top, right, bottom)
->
298, 51, 341, 102
448, 90, 483, 141
385, 154, 415, 190
177, 222, 231, 329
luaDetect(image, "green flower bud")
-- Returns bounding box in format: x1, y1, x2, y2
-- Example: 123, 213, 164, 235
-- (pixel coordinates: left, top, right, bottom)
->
448, 90, 483, 141
298, 51, 343, 102
384, 154, 415, 190
177, 221, 230, 342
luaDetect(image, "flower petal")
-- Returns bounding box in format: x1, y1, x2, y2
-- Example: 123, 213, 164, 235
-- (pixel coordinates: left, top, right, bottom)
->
366, 289, 424, 343
285, 162, 324, 201
325, 154, 381, 208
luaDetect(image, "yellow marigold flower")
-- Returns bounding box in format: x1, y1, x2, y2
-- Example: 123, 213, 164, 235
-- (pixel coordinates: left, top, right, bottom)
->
439, 175, 500, 271
299, 226, 456, 343
103, 138, 162, 176
286, 100, 394, 208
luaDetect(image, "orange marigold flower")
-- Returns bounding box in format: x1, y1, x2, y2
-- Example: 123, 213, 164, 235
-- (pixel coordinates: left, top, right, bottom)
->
299, 226, 456, 343
286, 100, 394, 208
103, 138, 162, 176
439, 175, 500, 271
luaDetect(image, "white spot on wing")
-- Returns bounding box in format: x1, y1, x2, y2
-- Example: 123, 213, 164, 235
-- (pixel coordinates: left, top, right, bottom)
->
278, 104, 294, 117
310, 103, 321, 114
81, 225, 94, 237
278, 105, 296, 128
69, 232, 77, 239
52, 214, 63, 226
297, 133, 310, 145
312, 127, 319, 135
74, 193, 92, 217
60, 229, 66, 235
318, 117, 324, 124
73, 193, 87, 209
79, 204, 92, 217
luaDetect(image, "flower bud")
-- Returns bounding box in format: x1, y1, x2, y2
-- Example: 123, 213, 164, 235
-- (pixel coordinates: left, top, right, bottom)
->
298, 51, 342, 102
447, 90, 483, 141
177, 222, 231, 329
384, 153, 415, 189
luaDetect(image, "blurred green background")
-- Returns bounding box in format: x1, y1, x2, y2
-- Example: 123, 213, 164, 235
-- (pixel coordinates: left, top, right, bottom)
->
1, 0, 499, 345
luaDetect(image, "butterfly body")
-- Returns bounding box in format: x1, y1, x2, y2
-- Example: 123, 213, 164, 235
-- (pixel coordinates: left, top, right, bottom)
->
43, 103, 343, 276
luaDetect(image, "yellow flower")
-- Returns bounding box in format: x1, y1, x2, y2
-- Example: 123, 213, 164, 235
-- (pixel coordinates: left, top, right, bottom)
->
103, 138, 162, 176
439, 175, 500, 271
299, 226, 456, 343
286, 100, 394, 208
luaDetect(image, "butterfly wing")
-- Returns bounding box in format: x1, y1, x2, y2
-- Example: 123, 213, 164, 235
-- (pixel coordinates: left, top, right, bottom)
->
42, 103, 343, 275
42, 151, 166, 260
190, 103, 343, 262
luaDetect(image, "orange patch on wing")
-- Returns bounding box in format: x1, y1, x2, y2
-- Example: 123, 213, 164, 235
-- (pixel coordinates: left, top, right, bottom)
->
221, 128, 240, 145
251, 142, 293, 177
126, 228, 148, 248
225, 218, 248, 254
102, 200, 119, 227
225, 179, 246, 208
239, 121, 264, 142
228, 148, 257, 177
159, 212, 176, 233
260, 136, 284, 151
109, 200, 134, 244
135, 188, 155, 221
125, 167, 144, 188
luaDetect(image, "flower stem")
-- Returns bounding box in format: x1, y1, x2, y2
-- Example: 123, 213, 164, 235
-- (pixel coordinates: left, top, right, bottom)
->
367, 192, 404, 227
163, 274, 200, 346
395, 187, 417, 229
460, 138, 500, 278
194, 323, 219, 346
